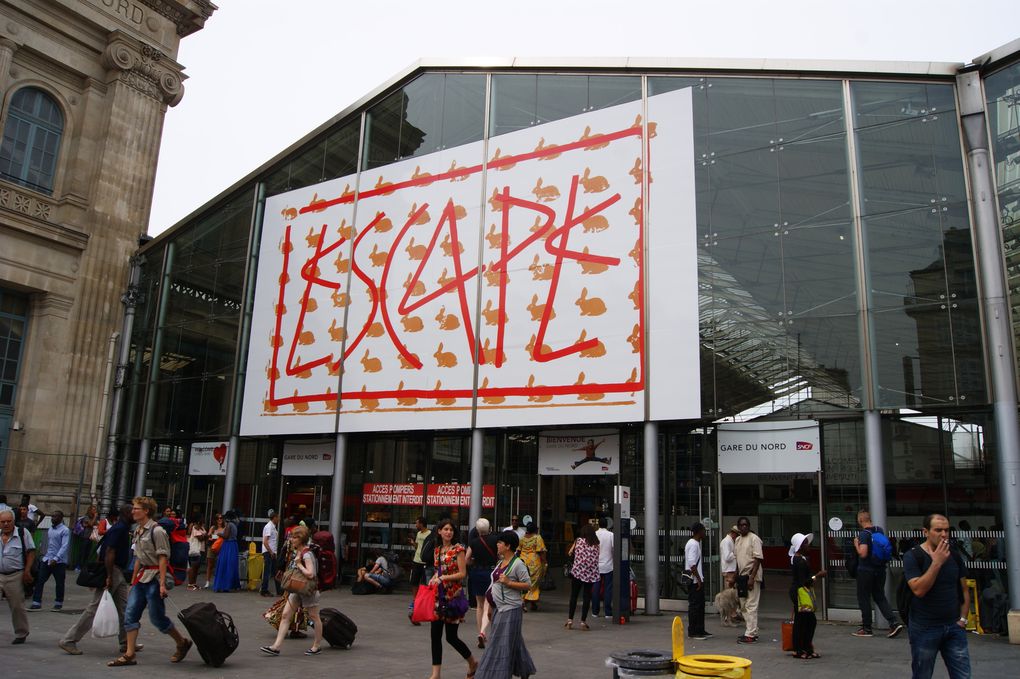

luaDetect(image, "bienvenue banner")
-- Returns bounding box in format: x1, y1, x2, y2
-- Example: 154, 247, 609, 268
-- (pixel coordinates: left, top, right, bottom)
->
538, 429, 620, 475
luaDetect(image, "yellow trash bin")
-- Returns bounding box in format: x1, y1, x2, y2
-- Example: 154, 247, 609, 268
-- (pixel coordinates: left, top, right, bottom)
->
676, 654, 751, 679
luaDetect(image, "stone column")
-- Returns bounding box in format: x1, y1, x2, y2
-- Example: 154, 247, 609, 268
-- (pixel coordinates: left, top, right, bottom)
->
0, 37, 18, 94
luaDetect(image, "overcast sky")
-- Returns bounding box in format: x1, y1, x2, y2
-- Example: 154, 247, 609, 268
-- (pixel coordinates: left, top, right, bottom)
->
147, 0, 1018, 235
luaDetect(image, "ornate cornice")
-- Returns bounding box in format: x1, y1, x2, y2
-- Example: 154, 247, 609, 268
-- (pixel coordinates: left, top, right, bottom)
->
139, 0, 217, 38
102, 36, 185, 106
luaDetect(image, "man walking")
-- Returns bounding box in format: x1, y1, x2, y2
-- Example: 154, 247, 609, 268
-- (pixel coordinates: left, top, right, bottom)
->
591, 516, 615, 619
31, 509, 69, 610
0, 508, 35, 644
720, 525, 738, 589
685, 522, 712, 639
59, 505, 135, 655
734, 516, 763, 644
853, 509, 904, 637
260, 510, 280, 597
408, 516, 432, 624
903, 513, 971, 679
107, 496, 192, 667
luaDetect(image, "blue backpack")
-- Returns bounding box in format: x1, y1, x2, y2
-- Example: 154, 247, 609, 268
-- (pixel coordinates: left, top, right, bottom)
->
869, 528, 893, 565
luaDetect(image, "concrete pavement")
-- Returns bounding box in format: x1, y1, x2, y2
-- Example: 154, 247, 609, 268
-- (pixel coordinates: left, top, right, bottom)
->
2, 579, 1015, 678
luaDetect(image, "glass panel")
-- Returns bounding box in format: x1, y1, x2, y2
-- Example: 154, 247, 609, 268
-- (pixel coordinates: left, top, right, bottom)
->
490, 75, 640, 137
0, 87, 63, 193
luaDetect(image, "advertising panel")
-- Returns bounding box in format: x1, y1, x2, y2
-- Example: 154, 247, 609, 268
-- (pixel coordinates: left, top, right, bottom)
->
241, 88, 698, 435
361, 483, 496, 509
188, 441, 228, 476
281, 439, 335, 476
538, 429, 620, 475
717, 420, 821, 474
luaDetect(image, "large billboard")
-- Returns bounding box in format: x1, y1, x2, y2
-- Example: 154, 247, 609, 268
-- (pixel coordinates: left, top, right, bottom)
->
241, 88, 698, 436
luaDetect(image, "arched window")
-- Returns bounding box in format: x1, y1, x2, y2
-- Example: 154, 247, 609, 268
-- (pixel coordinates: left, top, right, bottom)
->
0, 87, 64, 194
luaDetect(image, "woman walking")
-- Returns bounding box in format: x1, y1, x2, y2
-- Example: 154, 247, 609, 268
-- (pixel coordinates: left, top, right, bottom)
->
204, 513, 225, 587
467, 517, 499, 647
789, 532, 825, 659
260, 525, 323, 656
565, 523, 600, 630
429, 518, 478, 679
518, 523, 546, 611
474, 531, 536, 679
186, 516, 207, 590
212, 510, 240, 592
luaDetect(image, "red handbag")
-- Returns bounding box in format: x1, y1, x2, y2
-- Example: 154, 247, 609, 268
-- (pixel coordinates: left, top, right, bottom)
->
412, 584, 438, 623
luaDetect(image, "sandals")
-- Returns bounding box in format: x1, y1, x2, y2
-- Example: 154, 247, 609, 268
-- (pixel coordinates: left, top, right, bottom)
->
107, 655, 137, 667
477, 632, 486, 648
564, 620, 573, 629
580, 621, 590, 631
304, 647, 322, 656
260, 645, 280, 656
187, 584, 198, 591
170, 639, 192, 663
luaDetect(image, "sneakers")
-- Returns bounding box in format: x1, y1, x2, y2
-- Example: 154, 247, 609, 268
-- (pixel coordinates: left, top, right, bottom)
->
58, 641, 82, 655
737, 635, 757, 644
852, 628, 874, 637
29, 603, 41, 611
52, 603, 63, 611
691, 632, 714, 640
888, 623, 905, 638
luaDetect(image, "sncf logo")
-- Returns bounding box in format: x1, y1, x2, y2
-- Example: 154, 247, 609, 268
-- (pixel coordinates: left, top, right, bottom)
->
796, 441, 814, 451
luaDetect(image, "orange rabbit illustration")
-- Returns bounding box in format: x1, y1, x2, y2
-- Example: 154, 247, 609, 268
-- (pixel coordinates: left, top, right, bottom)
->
435, 380, 457, 405
481, 338, 506, 365
368, 243, 388, 267
434, 343, 457, 368
338, 218, 354, 240
281, 207, 298, 221
625, 367, 639, 391
582, 214, 609, 233
480, 377, 505, 405
575, 372, 604, 401
529, 215, 546, 233
579, 125, 610, 151
331, 290, 350, 308
306, 193, 328, 213
404, 273, 425, 297
298, 330, 316, 345
401, 315, 424, 332
629, 157, 652, 184
437, 268, 455, 287
396, 381, 418, 406
359, 386, 380, 411
374, 176, 394, 195
361, 349, 382, 373
628, 240, 641, 266
484, 263, 505, 287
488, 188, 505, 212
409, 203, 430, 224
292, 390, 309, 412
627, 323, 641, 353
579, 247, 609, 275
279, 271, 290, 285
366, 322, 384, 338
305, 227, 322, 249
448, 160, 469, 182
576, 329, 606, 358
279, 237, 294, 254
324, 387, 338, 411
302, 295, 318, 312
579, 168, 609, 193
526, 374, 553, 403
374, 212, 394, 232
526, 334, 551, 360
399, 352, 421, 369
412, 166, 435, 185
440, 234, 464, 257
486, 224, 509, 250
406, 237, 426, 261
490, 148, 515, 170
328, 319, 346, 342
270, 333, 283, 348
453, 204, 468, 220
532, 178, 560, 202
534, 137, 561, 160
628, 280, 641, 309
263, 394, 278, 413
275, 302, 287, 316
481, 299, 506, 326
632, 114, 657, 138
529, 254, 554, 281
576, 288, 607, 316
527, 293, 555, 322
265, 362, 280, 380
294, 359, 312, 379
629, 197, 642, 226
327, 360, 341, 377
435, 306, 460, 330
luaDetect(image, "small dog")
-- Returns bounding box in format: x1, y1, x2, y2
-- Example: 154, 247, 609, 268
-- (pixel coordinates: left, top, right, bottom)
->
714, 587, 741, 627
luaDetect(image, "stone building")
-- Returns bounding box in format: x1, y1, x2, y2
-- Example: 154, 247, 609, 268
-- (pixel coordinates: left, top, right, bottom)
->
0, 0, 215, 500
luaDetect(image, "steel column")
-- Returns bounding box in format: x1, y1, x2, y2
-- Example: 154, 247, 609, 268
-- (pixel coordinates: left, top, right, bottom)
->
329, 433, 348, 560
470, 428, 484, 527
643, 420, 660, 615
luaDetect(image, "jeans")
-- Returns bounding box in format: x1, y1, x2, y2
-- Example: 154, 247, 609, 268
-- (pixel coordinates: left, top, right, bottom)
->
908, 622, 971, 679
856, 567, 899, 630
123, 578, 175, 633
687, 583, 706, 636
32, 561, 66, 605
591, 571, 614, 617
260, 552, 281, 594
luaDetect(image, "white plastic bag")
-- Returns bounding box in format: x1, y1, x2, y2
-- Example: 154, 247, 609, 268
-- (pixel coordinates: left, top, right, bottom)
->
92, 590, 119, 638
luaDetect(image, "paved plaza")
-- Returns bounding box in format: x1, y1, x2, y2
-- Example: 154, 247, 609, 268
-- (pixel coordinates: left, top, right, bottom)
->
2, 579, 1016, 678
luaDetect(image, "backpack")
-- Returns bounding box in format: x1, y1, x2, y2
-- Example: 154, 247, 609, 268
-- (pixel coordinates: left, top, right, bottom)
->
382, 550, 403, 580
420, 532, 436, 565
867, 528, 893, 565
311, 530, 338, 591
896, 545, 965, 627
157, 519, 189, 585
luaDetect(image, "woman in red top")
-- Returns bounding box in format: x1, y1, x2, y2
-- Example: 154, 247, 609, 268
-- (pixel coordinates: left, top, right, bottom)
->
429, 518, 478, 679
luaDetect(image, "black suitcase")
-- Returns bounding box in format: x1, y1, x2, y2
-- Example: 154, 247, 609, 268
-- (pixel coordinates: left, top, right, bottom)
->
320, 607, 357, 649
176, 601, 239, 667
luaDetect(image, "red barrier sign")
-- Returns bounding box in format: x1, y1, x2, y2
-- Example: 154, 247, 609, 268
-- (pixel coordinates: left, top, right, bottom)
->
362, 482, 495, 508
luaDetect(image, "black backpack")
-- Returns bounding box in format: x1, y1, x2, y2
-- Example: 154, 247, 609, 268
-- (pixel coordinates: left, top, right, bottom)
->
896, 545, 965, 627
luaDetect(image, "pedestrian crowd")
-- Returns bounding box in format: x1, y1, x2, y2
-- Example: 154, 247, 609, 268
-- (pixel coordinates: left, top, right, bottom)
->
1, 495, 978, 679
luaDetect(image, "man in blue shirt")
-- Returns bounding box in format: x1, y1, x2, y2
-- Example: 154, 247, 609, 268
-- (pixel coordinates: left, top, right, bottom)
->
60, 505, 135, 655
903, 513, 971, 679
31, 509, 69, 610
852, 509, 904, 637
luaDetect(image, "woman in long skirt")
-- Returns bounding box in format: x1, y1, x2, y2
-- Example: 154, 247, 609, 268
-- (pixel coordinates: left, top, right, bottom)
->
518, 523, 546, 610
212, 510, 241, 592
475, 530, 536, 679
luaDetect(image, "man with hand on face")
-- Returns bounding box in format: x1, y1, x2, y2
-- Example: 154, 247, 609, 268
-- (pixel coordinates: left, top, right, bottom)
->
903, 513, 972, 679
30, 509, 69, 610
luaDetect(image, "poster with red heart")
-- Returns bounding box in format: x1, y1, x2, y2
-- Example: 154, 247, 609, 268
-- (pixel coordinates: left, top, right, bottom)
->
189, 441, 229, 476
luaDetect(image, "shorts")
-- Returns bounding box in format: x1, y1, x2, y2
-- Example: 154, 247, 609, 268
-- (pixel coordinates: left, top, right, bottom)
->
188, 553, 204, 568
288, 589, 320, 609
468, 567, 491, 599
367, 573, 392, 588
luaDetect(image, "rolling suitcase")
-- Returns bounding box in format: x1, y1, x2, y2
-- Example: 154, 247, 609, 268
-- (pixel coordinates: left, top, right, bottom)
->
177, 601, 240, 667
319, 607, 357, 649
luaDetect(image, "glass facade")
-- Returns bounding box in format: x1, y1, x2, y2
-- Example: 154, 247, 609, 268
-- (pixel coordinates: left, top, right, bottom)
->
117, 63, 1019, 616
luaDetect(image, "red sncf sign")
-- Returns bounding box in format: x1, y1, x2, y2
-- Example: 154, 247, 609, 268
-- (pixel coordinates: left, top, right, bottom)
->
796, 441, 814, 451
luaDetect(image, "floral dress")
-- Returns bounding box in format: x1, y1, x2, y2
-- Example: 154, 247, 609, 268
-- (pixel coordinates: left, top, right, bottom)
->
569, 538, 600, 583
435, 543, 466, 623
519, 533, 546, 602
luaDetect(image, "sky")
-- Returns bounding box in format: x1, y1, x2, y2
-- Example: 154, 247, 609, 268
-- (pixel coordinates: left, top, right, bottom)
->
147, 0, 1019, 236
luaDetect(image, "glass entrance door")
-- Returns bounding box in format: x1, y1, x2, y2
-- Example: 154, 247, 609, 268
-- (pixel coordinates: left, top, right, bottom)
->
282, 476, 331, 530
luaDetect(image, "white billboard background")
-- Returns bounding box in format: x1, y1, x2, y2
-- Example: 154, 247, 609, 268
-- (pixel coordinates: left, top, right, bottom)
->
241, 89, 698, 436
717, 420, 821, 474
281, 439, 336, 476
